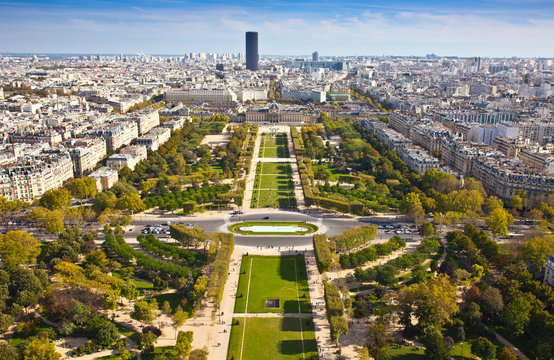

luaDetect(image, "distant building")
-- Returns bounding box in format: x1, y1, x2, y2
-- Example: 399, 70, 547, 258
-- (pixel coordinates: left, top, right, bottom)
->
164, 89, 237, 103
312, 51, 319, 61
281, 88, 326, 102
246, 31, 259, 71
545, 256, 554, 288
239, 102, 314, 124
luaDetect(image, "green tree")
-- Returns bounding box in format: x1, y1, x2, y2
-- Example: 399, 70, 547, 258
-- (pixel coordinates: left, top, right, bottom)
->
170, 225, 207, 248
0, 314, 14, 333
486, 208, 514, 238
396, 275, 458, 332
39, 188, 71, 211
485, 196, 504, 213
502, 295, 532, 336
0, 231, 40, 270
139, 331, 157, 353
422, 327, 449, 360
471, 337, 496, 360
520, 237, 554, 272
131, 300, 158, 324
0, 342, 18, 358
420, 222, 435, 237
497, 347, 517, 360
172, 310, 188, 336
23, 338, 61, 360
174, 330, 193, 359
161, 300, 172, 314
182, 201, 197, 214
71, 177, 97, 200
366, 321, 390, 360
116, 193, 145, 213
87, 316, 119, 347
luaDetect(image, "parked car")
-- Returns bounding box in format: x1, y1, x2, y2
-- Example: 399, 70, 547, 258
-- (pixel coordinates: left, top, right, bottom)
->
263, 216, 270, 220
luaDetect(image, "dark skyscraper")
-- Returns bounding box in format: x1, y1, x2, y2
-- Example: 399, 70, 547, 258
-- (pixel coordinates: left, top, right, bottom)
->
312, 51, 319, 61
245, 31, 258, 71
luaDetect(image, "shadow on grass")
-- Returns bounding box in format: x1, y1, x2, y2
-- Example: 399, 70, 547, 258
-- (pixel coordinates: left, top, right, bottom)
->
279, 340, 304, 355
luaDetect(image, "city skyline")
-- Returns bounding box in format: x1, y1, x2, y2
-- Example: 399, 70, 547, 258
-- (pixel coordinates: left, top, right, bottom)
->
0, 0, 553, 57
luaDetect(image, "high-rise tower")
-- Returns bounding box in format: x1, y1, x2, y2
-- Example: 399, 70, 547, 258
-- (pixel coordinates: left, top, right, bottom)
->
312, 51, 319, 61
245, 31, 258, 71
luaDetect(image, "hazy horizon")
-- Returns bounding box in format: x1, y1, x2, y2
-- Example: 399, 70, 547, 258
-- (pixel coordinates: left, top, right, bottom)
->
1, 0, 553, 58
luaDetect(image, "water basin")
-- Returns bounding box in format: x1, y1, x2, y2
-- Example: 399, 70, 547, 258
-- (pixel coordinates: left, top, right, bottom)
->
239, 225, 308, 233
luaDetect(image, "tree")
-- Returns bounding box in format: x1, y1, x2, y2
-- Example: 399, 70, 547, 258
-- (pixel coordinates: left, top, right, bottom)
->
422, 327, 449, 360
188, 348, 208, 360
23, 338, 61, 360
90, 317, 119, 347
366, 321, 390, 360
420, 222, 434, 237
174, 330, 193, 359
71, 178, 97, 199
502, 295, 532, 336
471, 337, 496, 360
161, 300, 172, 314
139, 331, 157, 353
498, 347, 517, 360
39, 188, 71, 211
508, 195, 523, 210
520, 237, 554, 272
408, 203, 425, 227
0, 314, 14, 333
131, 300, 158, 324
400, 192, 421, 213
182, 201, 197, 214
0, 231, 40, 270
396, 275, 458, 332
170, 225, 207, 248
486, 208, 514, 238
172, 310, 188, 337
485, 196, 504, 213
0, 342, 18, 358
479, 287, 504, 319
116, 194, 145, 213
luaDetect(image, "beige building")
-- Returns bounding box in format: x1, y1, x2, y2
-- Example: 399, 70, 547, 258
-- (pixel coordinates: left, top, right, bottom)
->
69, 137, 107, 176
242, 102, 313, 124
131, 110, 160, 135
517, 149, 554, 174
165, 89, 237, 103
136, 127, 171, 152
90, 121, 139, 151
88, 167, 119, 191
0, 154, 74, 202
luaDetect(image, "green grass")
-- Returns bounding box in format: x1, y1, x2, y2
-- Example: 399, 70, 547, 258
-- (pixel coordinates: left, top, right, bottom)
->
227, 317, 317, 360
260, 162, 292, 174
449, 341, 477, 360
228, 221, 318, 235
252, 189, 296, 208
256, 174, 293, 189
142, 347, 175, 360
387, 343, 425, 360
234, 255, 311, 314
112, 272, 153, 291
151, 292, 183, 313
311, 163, 348, 181
259, 134, 290, 158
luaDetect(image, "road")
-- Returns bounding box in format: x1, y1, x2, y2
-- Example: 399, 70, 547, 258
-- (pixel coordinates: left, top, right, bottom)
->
124, 209, 414, 248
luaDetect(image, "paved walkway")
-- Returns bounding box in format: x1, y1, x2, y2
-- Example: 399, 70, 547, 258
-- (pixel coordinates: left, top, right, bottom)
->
288, 126, 306, 210
242, 126, 262, 209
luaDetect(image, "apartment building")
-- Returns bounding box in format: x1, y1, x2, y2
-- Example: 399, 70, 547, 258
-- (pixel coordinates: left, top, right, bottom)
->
69, 137, 107, 176
517, 149, 554, 174
136, 127, 171, 151
0, 154, 73, 201
89, 121, 139, 151
131, 110, 160, 135
519, 122, 554, 145
281, 88, 326, 103
88, 167, 118, 191
399, 145, 441, 174
9, 130, 63, 146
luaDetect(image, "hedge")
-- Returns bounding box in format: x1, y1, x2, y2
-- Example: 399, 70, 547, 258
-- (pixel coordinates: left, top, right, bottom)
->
340, 235, 406, 268
330, 225, 378, 251
137, 234, 207, 267
207, 233, 235, 305
323, 281, 348, 342
313, 234, 333, 273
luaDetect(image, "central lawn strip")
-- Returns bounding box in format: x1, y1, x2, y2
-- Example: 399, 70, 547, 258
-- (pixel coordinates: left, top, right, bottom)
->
228, 221, 318, 235
234, 255, 311, 314
258, 174, 293, 189
261, 162, 292, 175
227, 317, 317, 360
256, 189, 296, 208
259, 133, 290, 158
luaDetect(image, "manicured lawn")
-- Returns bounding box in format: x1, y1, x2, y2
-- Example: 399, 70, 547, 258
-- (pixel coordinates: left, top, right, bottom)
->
142, 347, 175, 360
449, 341, 477, 360
234, 255, 311, 314
228, 221, 318, 235
311, 163, 348, 181
227, 317, 317, 360
112, 272, 153, 291
252, 189, 296, 208
260, 162, 292, 174
152, 292, 183, 313
387, 343, 425, 360
257, 174, 293, 189
259, 134, 290, 158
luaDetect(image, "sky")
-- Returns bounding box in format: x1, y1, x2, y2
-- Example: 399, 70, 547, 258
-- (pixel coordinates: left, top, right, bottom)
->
1, 0, 553, 57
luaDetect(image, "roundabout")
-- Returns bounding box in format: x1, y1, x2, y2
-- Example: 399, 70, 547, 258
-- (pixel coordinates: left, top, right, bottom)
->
228, 221, 319, 235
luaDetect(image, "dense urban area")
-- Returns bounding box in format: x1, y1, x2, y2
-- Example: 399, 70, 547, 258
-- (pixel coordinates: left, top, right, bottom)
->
0, 48, 552, 360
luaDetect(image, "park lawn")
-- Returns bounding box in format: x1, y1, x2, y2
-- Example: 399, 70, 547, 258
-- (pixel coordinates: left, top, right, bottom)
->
258, 174, 293, 189
261, 162, 292, 175
311, 163, 348, 181
387, 343, 425, 360
142, 347, 175, 360
449, 341, 477, 360
227, 317, 317, 360
261, 135, 278, 147
112, 272, 153, 291
255, 189, 296, 208
234, 255, 311, 314
261, 146, 279, 158
152, 292, 183, 313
